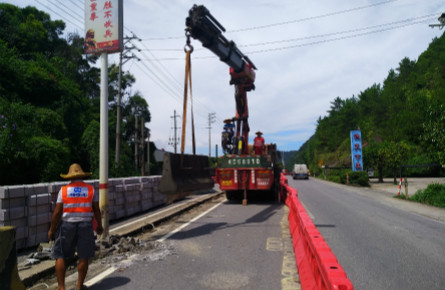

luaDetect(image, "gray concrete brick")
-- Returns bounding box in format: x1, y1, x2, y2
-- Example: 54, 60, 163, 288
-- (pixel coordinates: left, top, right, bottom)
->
27, 193, 51, 207
24, 184, 50, 196
0, 197, 26, 209
0, 207, 27, 221
27, 212, 51, 227
0, 185, 27, 199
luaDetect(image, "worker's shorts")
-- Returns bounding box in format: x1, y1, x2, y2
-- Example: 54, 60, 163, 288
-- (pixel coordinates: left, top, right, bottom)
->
52, 221, 95, 259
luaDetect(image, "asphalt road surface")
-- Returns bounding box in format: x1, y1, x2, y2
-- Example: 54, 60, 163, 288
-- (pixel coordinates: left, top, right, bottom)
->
291, 178, 445, 290
85, 196, 300, 290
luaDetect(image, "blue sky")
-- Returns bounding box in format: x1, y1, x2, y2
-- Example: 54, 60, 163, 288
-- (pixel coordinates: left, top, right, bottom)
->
4, 0, 444, 156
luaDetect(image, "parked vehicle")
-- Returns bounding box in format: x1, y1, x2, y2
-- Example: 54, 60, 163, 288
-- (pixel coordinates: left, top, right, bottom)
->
293, 164, 309, 179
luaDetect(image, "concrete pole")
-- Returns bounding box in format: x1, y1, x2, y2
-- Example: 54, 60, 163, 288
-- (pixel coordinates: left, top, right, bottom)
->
115, 52, 122, 168
99, 53, 109, 239
134, 115, 138, 171
174, 110, 178, 154
147, 129, 151, 176
140, 117, 144, 176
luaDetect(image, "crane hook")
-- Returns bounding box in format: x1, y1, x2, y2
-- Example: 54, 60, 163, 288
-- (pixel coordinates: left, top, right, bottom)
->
184, 30, 194, 53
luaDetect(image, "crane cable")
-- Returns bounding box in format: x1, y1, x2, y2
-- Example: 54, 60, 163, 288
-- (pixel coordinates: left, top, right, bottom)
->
180, 32, 196, 164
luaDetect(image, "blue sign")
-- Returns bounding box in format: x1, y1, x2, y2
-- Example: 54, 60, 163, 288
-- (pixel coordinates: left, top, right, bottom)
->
350, 130, 363, 172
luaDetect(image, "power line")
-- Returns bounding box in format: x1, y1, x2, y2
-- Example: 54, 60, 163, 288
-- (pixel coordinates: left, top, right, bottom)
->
140, 0, 399, 41
228, 0, 400, 33
35, 0, 83, 31
137, 16, 437, 61
245, 18, 436, 54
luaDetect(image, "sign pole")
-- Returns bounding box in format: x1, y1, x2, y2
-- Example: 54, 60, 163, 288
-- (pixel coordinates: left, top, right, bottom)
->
99, 52, 109, 239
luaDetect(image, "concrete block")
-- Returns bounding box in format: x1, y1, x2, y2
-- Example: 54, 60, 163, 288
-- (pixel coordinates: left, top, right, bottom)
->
0, 207, 27, 221
0, 197, 26, 209
114, 197, 125, 206
0, 217, 26, 228
124, 194, 141, 204
26, 232, 49, 248
0, 186, 27, 199
114, 209, 126, 220
141, 191, 153, 200
141, 201, 153, 211
27, 213, 51, 227
121, 178, 139, 185
28, 204, 51, 216
48, 182, 66, 194
15, 227, 28, 240
27, 193, 51, 207
24, 184, 49, 196
125, 206, 140, 216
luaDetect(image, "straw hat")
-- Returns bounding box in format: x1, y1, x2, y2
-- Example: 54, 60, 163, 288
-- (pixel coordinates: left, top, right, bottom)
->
255, 131, 263, 135
60, 163, 92, 180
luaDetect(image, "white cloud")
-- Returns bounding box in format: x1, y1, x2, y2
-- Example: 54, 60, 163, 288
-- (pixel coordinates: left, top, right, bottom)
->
4, 0, 444, 156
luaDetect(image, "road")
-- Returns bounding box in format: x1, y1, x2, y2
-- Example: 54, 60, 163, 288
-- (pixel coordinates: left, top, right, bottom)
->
291, 178, 445, 290
82, 195, 300, 290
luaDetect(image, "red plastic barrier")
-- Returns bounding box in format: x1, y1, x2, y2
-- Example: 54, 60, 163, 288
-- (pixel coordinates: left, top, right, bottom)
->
280, 174, 354, 290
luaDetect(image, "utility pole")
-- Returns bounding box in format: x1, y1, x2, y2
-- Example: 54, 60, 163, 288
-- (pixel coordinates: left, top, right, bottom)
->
169, 110, 180, 154
207, 112, 216, 157
140, 117, 145, 176
134, 115, 138, 171
429, 13, 445, 29
146, 129, 151, 176
115, 34, 141, 169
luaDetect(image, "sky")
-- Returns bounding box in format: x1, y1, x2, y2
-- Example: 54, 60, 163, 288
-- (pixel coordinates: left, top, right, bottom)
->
3, 0, 444, 157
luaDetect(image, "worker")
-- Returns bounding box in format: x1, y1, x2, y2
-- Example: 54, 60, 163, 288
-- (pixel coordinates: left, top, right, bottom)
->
254, 131, 265, 155
222, 118, 235, 153
48, 163, 103, 290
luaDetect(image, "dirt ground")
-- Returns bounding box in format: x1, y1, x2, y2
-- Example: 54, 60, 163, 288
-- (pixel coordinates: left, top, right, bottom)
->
369, 177, 445, 197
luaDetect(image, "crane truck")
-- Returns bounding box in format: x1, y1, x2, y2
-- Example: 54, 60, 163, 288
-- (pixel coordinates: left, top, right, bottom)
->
186, 5, 281, 204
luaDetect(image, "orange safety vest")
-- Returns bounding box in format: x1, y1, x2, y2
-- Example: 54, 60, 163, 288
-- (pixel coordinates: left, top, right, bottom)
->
61, 181, 94, 219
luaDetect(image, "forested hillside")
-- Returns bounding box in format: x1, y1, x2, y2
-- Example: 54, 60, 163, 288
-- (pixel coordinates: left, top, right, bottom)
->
292, 32, 445, 180
0, 4, 153, 185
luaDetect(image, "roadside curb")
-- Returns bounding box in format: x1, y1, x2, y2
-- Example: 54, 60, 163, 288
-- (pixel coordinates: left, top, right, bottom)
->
19, 190, 224, 287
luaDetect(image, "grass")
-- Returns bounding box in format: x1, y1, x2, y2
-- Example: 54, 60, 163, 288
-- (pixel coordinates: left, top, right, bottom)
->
394, 183, 445, 208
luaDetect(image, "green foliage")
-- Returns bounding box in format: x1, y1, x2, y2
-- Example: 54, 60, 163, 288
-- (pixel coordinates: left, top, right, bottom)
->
293, 32, 445, 181
406, 183, 445, 208
0, 4, 152, 185
322, 169, 369, 186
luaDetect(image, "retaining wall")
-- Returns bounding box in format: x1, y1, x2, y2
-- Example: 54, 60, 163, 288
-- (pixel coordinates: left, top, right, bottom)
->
0, 176, 164, 250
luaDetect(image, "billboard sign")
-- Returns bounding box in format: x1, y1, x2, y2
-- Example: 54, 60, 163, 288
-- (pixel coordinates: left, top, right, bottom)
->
350, 130, 363, 172
84, 0, 123, 54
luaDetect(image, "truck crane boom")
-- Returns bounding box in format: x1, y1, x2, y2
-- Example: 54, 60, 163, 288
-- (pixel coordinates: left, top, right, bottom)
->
186, 4, 256, 154
185, 5, 257, 73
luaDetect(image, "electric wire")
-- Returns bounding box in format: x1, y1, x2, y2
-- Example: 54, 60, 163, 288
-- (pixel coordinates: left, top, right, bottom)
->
227, 0, 400, 33
140, 0, 399, 40
138, 16, 437, 61
49, 0, 84, 21
35, 0, 83, 31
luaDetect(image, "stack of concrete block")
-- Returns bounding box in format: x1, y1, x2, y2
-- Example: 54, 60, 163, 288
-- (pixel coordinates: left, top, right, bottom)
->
0, 184, 54, 249
0, 176, 164, 250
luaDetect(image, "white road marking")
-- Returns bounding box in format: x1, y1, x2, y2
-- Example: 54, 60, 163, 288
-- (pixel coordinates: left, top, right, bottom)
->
84, 266, 117, 287
157, 199, 226, 242
110, 196, 211, 233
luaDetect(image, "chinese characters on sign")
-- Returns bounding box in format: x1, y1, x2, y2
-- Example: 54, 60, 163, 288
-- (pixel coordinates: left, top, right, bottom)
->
84, 0, 123, 54
350, 130, 363, 172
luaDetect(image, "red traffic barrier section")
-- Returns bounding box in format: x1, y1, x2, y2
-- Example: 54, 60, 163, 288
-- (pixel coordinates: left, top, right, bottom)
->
280, 174, 354, 290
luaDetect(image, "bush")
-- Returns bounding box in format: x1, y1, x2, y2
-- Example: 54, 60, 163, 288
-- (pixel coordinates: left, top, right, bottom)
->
349, 171, 370, 186
322, 169, 369, 186
409, 183, 445, 208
